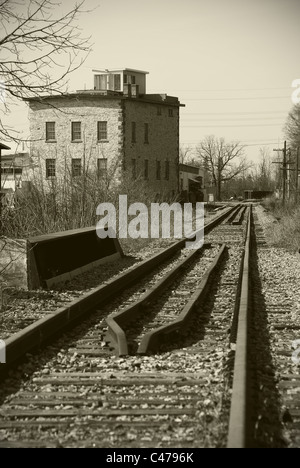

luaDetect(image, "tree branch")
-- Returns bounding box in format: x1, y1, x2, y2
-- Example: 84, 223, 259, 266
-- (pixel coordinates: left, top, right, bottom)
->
0, 0, 92, 141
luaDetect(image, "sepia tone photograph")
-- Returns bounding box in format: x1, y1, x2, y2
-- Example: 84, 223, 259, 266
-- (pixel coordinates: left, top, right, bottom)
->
0, 0, 300, 451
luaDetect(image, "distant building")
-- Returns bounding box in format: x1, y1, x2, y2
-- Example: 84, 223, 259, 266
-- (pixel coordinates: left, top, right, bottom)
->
244, 189, 274, 200
0, 152, 33, 189
26, 68, 184, 197
0, 142, 11, 208
0, 152, 34, 207
179, 163, 206, 202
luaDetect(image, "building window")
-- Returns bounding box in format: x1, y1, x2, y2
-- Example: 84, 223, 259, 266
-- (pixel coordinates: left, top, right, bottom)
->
168, 109, 173, 117
132, 159, 136, 179
156, 160, 161, 180
95, 74, 107, 90
113, 74, 121, 90
124, 74, 136, 85
144, 123, 149, 144
97, 158, 107, 178
72, 158, 81, 177
1, 168, 13, 175
131, 122, 136, 143
165, 161, 170, 180
144, 159, 149, 180
157, 107, 162, 116
97, 121, 108, 141
46, 122, 56, 141
46, 159, 56, 178
71, 122, 81, 141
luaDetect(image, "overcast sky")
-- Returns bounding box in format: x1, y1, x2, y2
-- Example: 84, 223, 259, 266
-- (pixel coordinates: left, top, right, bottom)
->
3, 0, 300, 163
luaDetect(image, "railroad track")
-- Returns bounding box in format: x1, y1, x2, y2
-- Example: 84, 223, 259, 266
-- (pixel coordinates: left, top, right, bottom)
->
0, 204, 237, 368
0, 203, 258, 448
248, 207, 300, 448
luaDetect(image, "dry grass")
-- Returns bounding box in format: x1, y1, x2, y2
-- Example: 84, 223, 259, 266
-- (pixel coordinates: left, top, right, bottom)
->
1, 152, 207, 255
262, 197, 300, 252
1, 170, 167, 239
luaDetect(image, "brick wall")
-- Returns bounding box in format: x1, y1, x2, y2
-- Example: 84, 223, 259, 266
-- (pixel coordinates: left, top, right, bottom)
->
123, 100, 179, 197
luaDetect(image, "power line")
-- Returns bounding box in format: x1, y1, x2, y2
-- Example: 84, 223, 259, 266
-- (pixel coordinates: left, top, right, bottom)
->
181, 117, 284, 122
180, 138, 281, 142
244, 143, 281, 147
154, 87, 291, 92
182, 96, 290, 101
151, 86, 291, 94
180, 141, 280, 146
181, 123, 283, 128
181, 111, 287, 115
239, 140, 282, 144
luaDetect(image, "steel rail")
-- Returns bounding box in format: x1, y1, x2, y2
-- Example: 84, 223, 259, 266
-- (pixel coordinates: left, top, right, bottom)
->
227, 205, 252, 448
137, 244, 227, 354
106, 243, 210, 355
232, 206, 247, 225
226, 204, 244, 224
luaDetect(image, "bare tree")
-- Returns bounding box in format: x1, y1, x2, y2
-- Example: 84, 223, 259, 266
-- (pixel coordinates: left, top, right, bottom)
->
0, 0, 91, 141
179, 145, 193, 164
196, 135, 248, 201
255, 148, 272, 189
284, 104, 300, 149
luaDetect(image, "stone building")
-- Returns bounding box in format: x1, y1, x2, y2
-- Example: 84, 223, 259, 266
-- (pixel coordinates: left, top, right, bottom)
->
26, 68, 184, 197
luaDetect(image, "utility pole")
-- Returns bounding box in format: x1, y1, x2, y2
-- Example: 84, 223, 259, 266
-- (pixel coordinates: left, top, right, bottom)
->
283, 141, 287, 203
0, 142, 11, 233
287, 147, 292, 200
273, 141, 287, 206
296, 147, 299, 204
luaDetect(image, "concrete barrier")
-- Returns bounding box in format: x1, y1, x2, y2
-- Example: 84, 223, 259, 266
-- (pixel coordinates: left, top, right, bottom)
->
0, 227, 123, 290
28, 227, 123, 289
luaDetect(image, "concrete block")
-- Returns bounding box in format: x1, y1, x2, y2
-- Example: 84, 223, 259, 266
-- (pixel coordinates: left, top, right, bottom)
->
28, 227, 123, 289
0, 227, 123, 290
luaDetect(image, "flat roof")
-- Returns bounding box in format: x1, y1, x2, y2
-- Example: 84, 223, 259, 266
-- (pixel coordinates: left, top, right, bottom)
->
179, 163, 201, 172
25, 92, 184, 106
0, 143, 11, 150
92, 68, 149, 74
